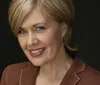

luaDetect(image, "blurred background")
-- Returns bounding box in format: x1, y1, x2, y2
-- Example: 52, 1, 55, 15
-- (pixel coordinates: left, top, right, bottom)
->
0, 0, 100, 79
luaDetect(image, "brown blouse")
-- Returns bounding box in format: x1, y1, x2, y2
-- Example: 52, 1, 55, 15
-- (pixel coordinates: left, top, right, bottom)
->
1, 58, 100, 85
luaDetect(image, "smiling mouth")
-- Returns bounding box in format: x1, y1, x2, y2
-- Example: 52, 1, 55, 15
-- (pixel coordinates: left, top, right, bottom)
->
30, 48, 45, 57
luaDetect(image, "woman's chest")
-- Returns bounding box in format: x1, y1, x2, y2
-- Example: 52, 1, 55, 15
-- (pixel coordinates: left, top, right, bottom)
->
35, 76, 61, 85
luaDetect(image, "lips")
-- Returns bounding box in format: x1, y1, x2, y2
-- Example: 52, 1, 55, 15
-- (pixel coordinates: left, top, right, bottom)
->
29, 47, 45, 57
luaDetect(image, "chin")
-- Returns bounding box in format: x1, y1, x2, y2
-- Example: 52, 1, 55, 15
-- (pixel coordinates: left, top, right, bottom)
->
28, 57, 49, 66
30, 61, 47, 66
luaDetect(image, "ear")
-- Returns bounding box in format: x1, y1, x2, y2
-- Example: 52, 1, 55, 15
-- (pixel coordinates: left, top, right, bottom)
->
61, 22, 68, 38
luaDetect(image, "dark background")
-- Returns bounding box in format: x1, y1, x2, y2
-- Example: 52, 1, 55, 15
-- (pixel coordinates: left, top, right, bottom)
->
0, 0, 100, 79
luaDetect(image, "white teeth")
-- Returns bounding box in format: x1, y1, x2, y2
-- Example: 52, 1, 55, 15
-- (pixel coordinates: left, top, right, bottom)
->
31, 49, 43, 54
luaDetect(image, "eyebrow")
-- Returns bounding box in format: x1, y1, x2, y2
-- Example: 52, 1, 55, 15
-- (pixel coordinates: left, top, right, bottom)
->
19, 22, 47, 30
32, 22, 46, 27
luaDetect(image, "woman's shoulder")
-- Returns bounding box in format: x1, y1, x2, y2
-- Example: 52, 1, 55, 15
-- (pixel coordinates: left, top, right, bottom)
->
75, 59, 100, 85
6, 61, 30, 70
66, 58, 100, 85
81, 63, 100, 82
78, 59, 100, 78
84, 64, 100, 75
0, 62, 36, 85
3, 62, 31, 75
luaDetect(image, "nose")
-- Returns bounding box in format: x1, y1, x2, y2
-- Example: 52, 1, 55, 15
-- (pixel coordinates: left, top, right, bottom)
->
27, 32, 39, 48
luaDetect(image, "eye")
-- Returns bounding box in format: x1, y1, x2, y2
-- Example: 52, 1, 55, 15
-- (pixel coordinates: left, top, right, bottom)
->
18, 28, 24, 34
36, 26, 46, 31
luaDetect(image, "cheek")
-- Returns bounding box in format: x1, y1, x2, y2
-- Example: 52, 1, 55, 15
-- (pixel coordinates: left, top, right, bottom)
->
38, 28, 62, 46
18, 37, 27, 49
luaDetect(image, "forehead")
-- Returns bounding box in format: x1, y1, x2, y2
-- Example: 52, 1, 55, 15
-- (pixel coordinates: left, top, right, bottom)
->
21, 6, 47, 28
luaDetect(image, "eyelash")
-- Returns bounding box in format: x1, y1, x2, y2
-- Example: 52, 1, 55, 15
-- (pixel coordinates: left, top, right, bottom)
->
36, 26, 46, 31
18, 29, 25, 34
17, 26, 46, 34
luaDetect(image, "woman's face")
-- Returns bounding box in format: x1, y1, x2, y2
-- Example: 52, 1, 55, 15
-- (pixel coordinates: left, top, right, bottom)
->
17, 6, 67, 66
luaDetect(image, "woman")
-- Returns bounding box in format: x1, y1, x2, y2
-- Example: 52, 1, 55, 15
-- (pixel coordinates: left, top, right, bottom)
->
1, 0, 100, 85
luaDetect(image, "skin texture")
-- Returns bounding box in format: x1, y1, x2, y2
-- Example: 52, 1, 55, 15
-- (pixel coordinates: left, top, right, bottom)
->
17, 6, 68, 66
17, 6, 73, 85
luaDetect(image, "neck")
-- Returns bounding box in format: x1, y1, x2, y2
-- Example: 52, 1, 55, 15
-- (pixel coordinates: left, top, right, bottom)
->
38, 46, 73, 82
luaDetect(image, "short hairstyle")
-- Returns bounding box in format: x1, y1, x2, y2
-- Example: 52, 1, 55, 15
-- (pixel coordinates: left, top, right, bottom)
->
8, 0, 77, 52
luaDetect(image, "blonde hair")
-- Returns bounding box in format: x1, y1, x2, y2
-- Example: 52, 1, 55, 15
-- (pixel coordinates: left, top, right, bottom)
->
8, 0, 78, 51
